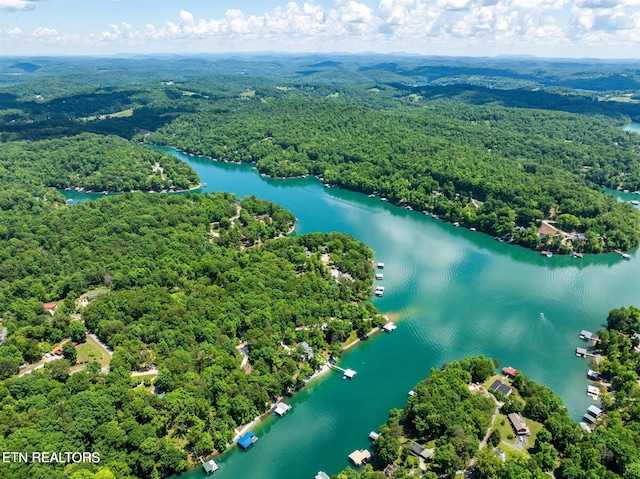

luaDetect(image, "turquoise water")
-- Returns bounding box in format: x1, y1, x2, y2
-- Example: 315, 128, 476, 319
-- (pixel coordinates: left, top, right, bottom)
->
624, 121, 640, 134
139, 149, 640, 479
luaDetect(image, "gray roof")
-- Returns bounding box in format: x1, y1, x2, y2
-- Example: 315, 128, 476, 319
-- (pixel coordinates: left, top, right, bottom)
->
490, 379, 512, 396
587, 405, 603, 417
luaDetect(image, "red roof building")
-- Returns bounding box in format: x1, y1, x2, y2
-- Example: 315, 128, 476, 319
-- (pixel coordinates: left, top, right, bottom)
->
43, 302, 58, 314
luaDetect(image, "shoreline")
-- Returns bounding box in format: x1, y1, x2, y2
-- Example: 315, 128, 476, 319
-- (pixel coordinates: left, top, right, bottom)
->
192, 311, 402, 469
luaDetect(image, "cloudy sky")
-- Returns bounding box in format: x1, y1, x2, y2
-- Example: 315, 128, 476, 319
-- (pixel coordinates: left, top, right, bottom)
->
0, 0, 639, 58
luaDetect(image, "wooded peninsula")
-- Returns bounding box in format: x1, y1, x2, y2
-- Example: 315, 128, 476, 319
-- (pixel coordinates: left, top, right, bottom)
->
339, 306, 640, 479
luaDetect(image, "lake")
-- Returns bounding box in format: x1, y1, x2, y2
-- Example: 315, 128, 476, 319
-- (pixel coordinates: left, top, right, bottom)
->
132, 148, 640, 479
624, 121, 640, 134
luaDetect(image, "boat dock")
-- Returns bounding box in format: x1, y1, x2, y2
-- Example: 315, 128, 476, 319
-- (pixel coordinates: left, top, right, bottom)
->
377, 262, 384, 269
349, 449, 371, 466
375, 273, 383, 280
238, 432, 258, 450
328, 363, 357, 379
201, 458, 219, 475
274, 402, 292, 416
382, 321, 397, 333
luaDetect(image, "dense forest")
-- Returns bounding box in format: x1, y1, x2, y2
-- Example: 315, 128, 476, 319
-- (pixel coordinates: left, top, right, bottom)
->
0, 188, 378, 478
337, 307, 640, 479
1, 55, 640, 479
0, 133, 199, 193
148, 97, 640, 253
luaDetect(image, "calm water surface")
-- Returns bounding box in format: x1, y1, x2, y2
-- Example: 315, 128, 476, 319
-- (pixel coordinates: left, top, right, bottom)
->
624, 121, 640, 134
67, 145, 640, 479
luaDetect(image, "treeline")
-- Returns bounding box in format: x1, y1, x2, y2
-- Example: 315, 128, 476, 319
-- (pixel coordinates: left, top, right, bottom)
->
148, 97, 640, 252
0, 191, 377, 479
0, 133, 199, 192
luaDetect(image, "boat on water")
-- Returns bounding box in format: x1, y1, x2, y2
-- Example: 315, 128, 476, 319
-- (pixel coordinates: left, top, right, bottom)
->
368, 194, 376, 198
630, 200, 639, 205
621, 253, 631, 260
541, 250, 553, 258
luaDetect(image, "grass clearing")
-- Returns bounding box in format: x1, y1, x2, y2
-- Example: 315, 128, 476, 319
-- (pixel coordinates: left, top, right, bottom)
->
77, 339, 110, 367
341, 331, 358, 349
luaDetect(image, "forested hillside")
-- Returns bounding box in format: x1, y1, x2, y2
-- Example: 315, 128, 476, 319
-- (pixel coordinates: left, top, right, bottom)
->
148, 97, 640, 252
0, 192, 377, 479
0, 133, 198, 192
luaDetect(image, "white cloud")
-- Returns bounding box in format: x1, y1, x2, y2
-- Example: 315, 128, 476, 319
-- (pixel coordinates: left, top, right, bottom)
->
7, 26, 22, 35
4, 0, 640, 57
32, 26, 57, 37
0, 0, 42, 11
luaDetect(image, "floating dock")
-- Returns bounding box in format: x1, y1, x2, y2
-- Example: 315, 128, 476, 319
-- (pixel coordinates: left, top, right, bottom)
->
375, 273, 383, 280
369, 431, 379, 441
377, 262, 384, 269
238, 432, 258, 450
201, 459, 219, 475
382, 322, 397, 333
374, 286, 385, 296
580, 330, 593, 341
328, 363, 357, 379
274, 402, 292, 416
349, 449, 371, 466
343, 368, 356, 379
315, 472, 330, 479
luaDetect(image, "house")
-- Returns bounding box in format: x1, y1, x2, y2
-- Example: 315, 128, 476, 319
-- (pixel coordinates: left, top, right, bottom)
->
238, 432, 258, 450
383, 464, 399, 477
0, 327, 7, 345
489, 379, 512, 397
583, 405, 603, 423
300, 341, 313, 360
348, 449, 371, 466
408, 440, 434, 460
274, 402, 292, 416
502, 367, 518, 378
43, 302, 57, 315
508, 413, 530, 435
202, 459, 218, 474
580, 330, 593, 341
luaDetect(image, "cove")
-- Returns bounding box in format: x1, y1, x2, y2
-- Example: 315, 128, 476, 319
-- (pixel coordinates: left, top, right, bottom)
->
126, 147, 640, 479
624, 121, 640, 134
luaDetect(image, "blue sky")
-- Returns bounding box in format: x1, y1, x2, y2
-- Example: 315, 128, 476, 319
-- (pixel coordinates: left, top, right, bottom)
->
1, 0, 639, 58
